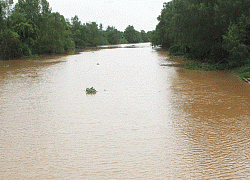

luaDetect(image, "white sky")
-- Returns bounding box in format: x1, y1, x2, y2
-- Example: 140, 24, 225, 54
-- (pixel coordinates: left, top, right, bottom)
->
13, 0, 170, 32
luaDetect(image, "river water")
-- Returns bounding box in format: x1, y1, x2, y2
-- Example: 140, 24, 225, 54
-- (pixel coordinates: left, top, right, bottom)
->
0, 43, 249, 179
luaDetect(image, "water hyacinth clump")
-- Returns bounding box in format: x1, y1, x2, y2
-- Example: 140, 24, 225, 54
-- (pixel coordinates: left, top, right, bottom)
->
86, 87, 97, 94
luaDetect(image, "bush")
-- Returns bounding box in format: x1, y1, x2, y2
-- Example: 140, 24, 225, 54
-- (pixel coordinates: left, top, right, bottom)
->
234, 64, 250, 73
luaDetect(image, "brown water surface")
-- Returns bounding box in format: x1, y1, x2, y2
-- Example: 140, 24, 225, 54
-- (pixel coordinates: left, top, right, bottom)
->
0, 43, 249, 179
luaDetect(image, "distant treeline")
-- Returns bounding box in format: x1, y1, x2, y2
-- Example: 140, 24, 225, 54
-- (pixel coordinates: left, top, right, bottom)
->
0, 0, 153, 60
152, 0, 250, 67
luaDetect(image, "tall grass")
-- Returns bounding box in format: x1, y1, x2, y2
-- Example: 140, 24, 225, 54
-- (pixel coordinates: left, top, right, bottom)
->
234, 64, 250, 79
184, 61, 231, 71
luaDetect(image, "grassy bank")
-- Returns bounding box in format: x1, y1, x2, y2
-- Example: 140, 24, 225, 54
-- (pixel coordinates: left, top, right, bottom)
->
182, 59, 250, 81
234, 65, 250, 80
184, 60, 231, 71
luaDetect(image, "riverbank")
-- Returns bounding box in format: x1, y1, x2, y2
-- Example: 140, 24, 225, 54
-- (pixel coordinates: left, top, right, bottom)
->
171, 56, 250, 83
0, 46, 114, 62
0, 43, 148, 62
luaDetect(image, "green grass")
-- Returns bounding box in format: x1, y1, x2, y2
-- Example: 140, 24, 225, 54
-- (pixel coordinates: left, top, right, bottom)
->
234, 64, 250, 73
184, 61, 232, 71
184, 60, 250, 80
234, 64, 250, 80
177, 56, 250, 81
238, 72, 250, 80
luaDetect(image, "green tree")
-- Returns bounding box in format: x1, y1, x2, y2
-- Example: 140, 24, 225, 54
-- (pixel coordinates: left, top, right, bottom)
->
99, 23, 103, 31
223, 15, 250, 66
106, 26, 122, 45
85, 22, 103, 46
70, 15, 87, 48
140, 30, 149, 42
35, 12, 74, 54
9, 11, 26, 27
0, 29, 22, 59
124, 25, 142, 43
15, 0, 51, 25
0, 0, 14, 30
152, 0, 250, 64
151, 2, 174, 48
146, 31, 153, 42
13, 20, 39, 55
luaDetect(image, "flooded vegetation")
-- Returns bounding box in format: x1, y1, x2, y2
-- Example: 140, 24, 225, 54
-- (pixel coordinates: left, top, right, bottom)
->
0, 43, 249, 179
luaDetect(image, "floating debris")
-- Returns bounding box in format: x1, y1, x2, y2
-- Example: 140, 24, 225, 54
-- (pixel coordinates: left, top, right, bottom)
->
86, 87, 97, 94
243, 78, 250, 83
160, 63, 178, 66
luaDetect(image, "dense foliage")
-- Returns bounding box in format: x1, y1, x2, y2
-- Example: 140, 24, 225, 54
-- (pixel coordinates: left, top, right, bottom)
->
0, 0, 152, 60
152, 0, 250, 67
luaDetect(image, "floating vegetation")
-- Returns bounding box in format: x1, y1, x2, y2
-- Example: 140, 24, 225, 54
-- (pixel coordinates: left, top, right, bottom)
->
3, 64, 9, 67
86, 87, 97, 94
126, 45, 137, 48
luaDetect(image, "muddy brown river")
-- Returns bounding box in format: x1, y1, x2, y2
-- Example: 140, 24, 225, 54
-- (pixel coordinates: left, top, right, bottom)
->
0, 43, 249, 179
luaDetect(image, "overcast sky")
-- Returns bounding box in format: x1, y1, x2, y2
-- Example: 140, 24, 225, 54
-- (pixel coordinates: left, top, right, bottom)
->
13, 0, 170, 32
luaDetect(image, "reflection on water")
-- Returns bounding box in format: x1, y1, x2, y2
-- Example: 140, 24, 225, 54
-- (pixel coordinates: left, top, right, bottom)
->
0, 43, 249, 179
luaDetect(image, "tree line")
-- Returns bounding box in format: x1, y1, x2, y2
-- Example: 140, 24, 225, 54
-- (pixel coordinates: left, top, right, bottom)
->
0, 0, 152, 60
152, 0, 250, 67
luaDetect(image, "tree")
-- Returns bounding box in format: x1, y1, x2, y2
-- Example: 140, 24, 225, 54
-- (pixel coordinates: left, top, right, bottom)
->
223, 15, 250, 66
13, 20, 39, 55
99, 23, 103, 31
36, 12, 74, 54
146, 31, 153, 42
0, 29, 22, 59
152, 0, 250, 65
124, 25, 142, 43
0, 0, 148, 60
106, 26, 122, 45
16, 0, 51, 25
151, 2, 174, 48
0, 0, 14, 30
70, 15, 87, 48
140, 30, 149, 42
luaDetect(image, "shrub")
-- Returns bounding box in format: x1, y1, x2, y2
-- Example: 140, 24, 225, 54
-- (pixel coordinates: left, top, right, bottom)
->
234, 64, 250, 73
